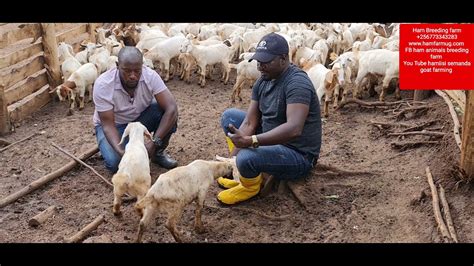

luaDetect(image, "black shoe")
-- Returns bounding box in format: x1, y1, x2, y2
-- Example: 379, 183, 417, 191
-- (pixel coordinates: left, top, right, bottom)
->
152, 152, 178, 169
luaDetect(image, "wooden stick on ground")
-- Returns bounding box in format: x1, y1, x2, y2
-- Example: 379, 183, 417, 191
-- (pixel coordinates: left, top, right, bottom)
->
388, 105, 433, 119
52, 142, 113, 187
402, 120, 439, 132
0, 132, 42, 153
388, 131, 446, 137
0, 145, 99, 208
287, 181, 307, 209
369, 120, 412, 128
434, 90, 462, 151
0, 138, 11, 146
425, 166, 452, 242
65, 214, 105, 243
336, 98, 400, 110
28, 205, 57, 227
51, 142, 135, 202
439, 185, 458, 243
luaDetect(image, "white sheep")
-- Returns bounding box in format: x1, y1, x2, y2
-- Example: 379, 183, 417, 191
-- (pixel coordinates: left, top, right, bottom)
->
112, 122, 153, 216
135, 159, 233, 243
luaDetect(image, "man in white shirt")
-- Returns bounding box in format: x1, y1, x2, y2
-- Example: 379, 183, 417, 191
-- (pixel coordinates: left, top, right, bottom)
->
93, 46, 178, 173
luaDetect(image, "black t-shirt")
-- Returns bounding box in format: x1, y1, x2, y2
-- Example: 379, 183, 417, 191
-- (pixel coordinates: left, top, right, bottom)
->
251, 64, 322, 160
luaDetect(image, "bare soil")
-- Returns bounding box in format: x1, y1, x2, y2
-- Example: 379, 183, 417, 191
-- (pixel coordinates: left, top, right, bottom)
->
0, 71, 472, 243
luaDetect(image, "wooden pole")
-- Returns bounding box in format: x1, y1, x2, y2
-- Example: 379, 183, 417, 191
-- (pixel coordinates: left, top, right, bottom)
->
40, 23, 62, 88
65, 214, 105, 243
0, 84, 10, 135
461, 90, 474, 178
414, 90, 432, 101
28, 205, 57, 227
0, 145, 99, 208
88, 23, 97, 44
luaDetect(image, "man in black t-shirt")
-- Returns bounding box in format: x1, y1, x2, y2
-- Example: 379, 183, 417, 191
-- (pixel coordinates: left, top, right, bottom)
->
217, 32, 322, 205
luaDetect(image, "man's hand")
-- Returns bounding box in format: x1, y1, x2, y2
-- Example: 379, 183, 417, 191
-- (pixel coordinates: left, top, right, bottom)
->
227, 124, 252, 148
144, 140, 155, 158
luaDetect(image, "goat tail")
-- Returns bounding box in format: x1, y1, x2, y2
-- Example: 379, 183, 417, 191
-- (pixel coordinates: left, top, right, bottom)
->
111, 172, 130, 186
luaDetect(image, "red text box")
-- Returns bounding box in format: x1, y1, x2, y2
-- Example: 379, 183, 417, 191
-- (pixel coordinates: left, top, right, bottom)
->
399, 23, 473, 90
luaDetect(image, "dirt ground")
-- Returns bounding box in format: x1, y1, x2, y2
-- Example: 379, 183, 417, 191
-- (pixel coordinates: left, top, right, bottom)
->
0, 70, 472, 243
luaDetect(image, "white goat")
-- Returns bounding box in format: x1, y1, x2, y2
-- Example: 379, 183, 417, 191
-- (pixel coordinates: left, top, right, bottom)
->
230, 55, 260, 102
143, 34, 187, 82
112, 122, 153, 216
179, 39, 233, 87
58, 42, 82, 81
354, 49, 399, 101
52, 63, 99, 112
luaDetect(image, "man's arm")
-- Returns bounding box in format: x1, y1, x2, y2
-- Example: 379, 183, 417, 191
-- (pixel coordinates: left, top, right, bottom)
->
228, 103, 309, 150
227, 100, 260, 156
153, 89, 178, 139
98, 110, 125, 157
257, 103, 309, 145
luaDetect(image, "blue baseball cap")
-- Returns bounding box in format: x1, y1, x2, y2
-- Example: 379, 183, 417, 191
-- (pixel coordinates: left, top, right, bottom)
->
249, 32, 289, 63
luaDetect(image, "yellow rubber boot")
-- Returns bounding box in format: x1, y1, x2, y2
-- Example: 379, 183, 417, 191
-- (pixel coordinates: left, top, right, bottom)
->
217, 174, 262, 205
225, 136, 235, 153
217, 177, 240, 189
216, 136, 239, 189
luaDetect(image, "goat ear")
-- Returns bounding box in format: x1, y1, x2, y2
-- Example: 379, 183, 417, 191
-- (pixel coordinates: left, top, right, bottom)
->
345, 68, 352, 83
223, 39, 231, 47
119, 124, 131, 145
325, 72, 335, 84
143, 129, 153, 141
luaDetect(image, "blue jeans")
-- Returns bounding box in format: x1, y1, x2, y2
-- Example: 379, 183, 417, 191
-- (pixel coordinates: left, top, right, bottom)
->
95, 101, 176, 173
221, 108, 313, 180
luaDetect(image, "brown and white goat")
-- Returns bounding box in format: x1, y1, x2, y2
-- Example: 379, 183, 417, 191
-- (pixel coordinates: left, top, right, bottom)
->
135, 160, 233, 243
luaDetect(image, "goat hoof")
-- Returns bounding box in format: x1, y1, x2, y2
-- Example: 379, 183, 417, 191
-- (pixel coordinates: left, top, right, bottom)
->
113, 209, 122, 216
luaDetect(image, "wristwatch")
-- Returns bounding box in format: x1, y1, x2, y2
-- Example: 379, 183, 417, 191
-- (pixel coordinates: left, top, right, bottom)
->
251, 135, 259, 148
152, 136, 163, 148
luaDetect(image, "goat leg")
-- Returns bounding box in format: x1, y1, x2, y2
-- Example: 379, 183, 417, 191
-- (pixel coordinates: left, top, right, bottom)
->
165, 207, 184, 243
136, 221, 145, 243
194, 202, 205, 234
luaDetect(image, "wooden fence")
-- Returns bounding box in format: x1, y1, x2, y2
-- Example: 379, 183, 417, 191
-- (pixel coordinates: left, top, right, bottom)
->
0, 23, 100, 134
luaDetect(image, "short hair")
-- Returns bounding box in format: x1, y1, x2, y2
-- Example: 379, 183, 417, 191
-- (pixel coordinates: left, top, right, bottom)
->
118, 46, 143, 65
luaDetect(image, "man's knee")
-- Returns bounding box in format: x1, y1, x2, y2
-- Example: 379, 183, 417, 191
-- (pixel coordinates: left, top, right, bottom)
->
104, 155, 121, 174
236, 150, 259, 178
221, 108, 244, 134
